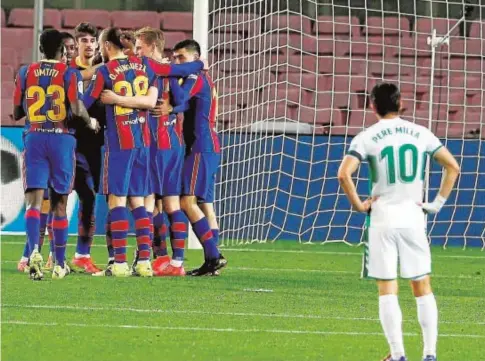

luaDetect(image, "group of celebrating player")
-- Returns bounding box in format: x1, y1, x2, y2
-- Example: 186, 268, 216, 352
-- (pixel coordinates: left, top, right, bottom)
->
14, 22, 226, 280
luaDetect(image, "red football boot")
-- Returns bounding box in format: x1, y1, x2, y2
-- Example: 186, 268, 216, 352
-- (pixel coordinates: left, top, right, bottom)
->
151, 255, 171, 273
71, 256, 102, 274
154, 263, 186, 277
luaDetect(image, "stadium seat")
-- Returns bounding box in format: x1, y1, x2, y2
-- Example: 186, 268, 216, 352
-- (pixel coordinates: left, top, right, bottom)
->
346, 41, 385, 57
265, 14, 312, 34
391, 36, 432, 58
61, 9, 111, 29
256, 102, 294, 120
331, 75, 372, 93
348, 109, 378, 128
311, 91, 360, 109
215, 54, 260, 73
17, 47, 33, 66
297, 107, 342, 126
265, 84, 310, 107
333, 58, 366, 74
1, 48, 19, 68
314, 16, 360, 37
448, 38, 483, 58
2, 81, 15, 98
212, 12, 261, 35
161, 12, 193, 32
414, 18, 459, 36
300, 37, 344, 56
214, 70, 276, 91
219, 87, 256, 107
111, 11, 160, 30
163, 31, 187, 50
468, 21, 485, 38
1, 99, 14, 126
363, 16, 410, 37
2, 65, 14, 81
420, 58, 483, 78
210, 32, 243, 53
1, 8, 5, 27
435, 122, 474, 138
245, 34, 291, 54
1, 28, 34, 49
8, 8, 61, 28
279, 73, 330, 91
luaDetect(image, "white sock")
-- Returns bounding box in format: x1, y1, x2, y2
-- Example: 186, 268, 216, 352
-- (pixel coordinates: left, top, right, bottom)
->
416, 293, 438, 358
20, 256, 28, 262
75, 253, 90, 259
379, 294, 405, 359
138, 260, 149, 265
170, 259, 183, 267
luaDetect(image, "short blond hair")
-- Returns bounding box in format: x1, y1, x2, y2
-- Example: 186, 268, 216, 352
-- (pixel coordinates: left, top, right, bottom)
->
134, 27, 164, 54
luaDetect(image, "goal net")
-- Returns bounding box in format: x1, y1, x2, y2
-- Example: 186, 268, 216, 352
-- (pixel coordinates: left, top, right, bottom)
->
208, 0, 485, 248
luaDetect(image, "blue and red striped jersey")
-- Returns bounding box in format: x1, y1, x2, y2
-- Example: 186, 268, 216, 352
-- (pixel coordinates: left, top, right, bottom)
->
149, 77, 184, 150
83, 56, 205, 151
83, 56, 157, 151
14, 60, 82, 134
171, 72, 220, 153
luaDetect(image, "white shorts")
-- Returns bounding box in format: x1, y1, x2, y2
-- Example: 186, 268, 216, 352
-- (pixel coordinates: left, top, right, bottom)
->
361, 227, 431, 280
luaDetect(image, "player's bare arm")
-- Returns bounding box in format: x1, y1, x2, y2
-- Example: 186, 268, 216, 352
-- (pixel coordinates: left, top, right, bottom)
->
338, 155, 372, 213
100, 86, 158, 109
421, 147, 460, 214
70, 99, 99, 132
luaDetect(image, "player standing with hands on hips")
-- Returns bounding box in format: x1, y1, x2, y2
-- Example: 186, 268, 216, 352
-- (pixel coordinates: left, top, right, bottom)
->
337, 83, 460, 361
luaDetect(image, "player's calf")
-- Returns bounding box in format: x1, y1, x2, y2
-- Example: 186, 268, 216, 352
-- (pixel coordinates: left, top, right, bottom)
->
50, 192, 70, 271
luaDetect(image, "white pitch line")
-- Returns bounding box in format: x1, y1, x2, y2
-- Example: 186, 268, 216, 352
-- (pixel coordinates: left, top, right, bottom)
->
3, 320, 484, 338
0, 260, 482, 279
1, 241, 483, 259
2, 304, 483, 326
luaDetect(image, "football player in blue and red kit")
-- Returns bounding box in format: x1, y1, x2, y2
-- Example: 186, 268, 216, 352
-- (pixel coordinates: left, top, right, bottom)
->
13, 29, 97, 280
68, 22, 105, 273
101, 27, 189, 276
167, 40, 227, 276
84, 27, 205, 277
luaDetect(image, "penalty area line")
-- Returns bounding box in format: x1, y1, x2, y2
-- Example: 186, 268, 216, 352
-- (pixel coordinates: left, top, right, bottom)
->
2, 320, 484, 338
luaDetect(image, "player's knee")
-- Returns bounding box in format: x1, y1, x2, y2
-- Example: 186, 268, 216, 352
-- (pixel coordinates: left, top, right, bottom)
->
25, 189, 45, 209
163, 197, 180, 214
50, 193, 68, 217
410, 275, 432, 297
377, 280, 398, 296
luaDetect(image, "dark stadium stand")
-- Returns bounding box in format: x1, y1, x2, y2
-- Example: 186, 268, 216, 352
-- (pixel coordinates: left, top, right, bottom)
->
0, 8, 483, 138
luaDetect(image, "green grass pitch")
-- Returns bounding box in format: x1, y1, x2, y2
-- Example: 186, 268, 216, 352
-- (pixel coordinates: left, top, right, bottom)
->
1, 235, 484, 361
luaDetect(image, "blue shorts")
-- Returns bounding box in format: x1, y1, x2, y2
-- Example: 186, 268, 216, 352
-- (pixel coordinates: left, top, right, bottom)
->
22, 133, 76, 194
100, 147, 150, 197
150, 147, 184, 197
43, 189, 49, 200
182, 152, 220, 203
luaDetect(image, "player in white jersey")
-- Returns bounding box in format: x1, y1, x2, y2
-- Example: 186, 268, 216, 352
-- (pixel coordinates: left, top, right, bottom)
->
337, 83, 460, 361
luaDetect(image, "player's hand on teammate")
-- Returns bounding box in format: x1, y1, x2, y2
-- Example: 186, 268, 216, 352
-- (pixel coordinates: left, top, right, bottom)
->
100, 90, 120, 105
88, 118, 100, 133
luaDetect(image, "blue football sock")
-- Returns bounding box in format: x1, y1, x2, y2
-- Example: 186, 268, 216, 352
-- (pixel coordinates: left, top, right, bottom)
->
22, 241, 30, 259
132, 206, 151, 261
110, 207, 129, 264
192, 217, 220, 260
25, 208, 41, 256
168, 210, 188, 261
38, 212, 48, 252
105, 211, 114, 259
212, 229, 220, 246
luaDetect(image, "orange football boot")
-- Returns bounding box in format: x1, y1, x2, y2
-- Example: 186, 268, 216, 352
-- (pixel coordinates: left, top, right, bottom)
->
71, 256, 102, 274
151, 255, 171, 273
154, 263, 186, 277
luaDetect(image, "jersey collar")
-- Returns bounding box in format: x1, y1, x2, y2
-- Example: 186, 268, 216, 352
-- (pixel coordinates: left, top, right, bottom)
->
110, 55, 128, 61
40, 59, 61, 63
75, 57, 90, 69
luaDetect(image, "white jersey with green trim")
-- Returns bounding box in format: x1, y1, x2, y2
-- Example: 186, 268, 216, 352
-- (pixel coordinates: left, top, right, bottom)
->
347, 117, 443, 228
